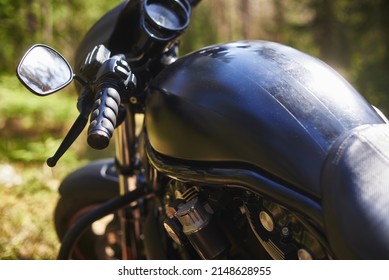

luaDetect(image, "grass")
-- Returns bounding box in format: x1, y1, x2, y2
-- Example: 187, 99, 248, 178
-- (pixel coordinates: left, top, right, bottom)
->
0, 74, 101, 259
0, 165, 60, 259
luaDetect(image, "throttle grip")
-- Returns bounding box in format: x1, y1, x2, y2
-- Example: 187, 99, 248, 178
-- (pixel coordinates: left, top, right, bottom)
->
87, 86, 120, 149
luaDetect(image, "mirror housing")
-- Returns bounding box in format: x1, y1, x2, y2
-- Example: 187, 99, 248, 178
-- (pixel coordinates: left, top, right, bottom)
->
16, 44, 73, 96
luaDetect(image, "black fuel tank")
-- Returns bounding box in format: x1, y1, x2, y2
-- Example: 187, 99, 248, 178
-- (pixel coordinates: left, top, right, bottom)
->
145, 41, 384, 197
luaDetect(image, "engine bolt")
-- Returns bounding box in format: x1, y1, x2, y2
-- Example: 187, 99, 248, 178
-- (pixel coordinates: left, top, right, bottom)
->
281, 226, 290, 237
259, 211, 274, 232
297, 248, 313, 260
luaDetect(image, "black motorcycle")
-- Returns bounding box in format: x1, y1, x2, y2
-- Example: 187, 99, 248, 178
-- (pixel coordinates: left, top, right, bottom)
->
16, 0, 389, 259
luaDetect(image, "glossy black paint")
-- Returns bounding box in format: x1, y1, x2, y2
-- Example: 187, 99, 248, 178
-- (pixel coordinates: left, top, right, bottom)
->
146, 41, 384, 199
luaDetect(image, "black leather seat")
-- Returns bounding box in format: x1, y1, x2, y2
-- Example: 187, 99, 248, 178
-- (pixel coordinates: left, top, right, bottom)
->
321, 124, 389, 259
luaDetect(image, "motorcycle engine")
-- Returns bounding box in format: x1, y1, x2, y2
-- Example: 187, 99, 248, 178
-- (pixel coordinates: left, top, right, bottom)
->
242, 196, 330, 260
160, 179, 332, 260
164, 187, 229, 259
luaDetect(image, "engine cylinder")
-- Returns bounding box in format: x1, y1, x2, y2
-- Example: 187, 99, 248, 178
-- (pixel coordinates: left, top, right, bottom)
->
175, 198, 229, 259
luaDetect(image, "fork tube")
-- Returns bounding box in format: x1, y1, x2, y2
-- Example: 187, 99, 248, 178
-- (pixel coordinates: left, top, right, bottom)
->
115, 104, 141, 259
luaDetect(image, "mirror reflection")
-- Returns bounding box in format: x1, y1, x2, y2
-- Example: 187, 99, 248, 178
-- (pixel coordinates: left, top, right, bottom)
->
17, 45, 73, 95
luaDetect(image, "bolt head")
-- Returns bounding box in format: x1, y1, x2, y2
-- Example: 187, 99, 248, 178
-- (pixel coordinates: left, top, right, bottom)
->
259, 211, 274, 232
298, 248, 313, 260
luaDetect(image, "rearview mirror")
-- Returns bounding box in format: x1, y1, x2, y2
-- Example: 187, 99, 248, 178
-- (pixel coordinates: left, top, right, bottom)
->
16, 44, 73, 96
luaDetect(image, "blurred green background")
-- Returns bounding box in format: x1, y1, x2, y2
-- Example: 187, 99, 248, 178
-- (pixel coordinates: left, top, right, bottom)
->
1, 0, 389, 259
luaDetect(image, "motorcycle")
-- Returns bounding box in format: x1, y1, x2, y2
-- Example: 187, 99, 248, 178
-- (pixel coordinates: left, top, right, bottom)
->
16, 0, 389, 260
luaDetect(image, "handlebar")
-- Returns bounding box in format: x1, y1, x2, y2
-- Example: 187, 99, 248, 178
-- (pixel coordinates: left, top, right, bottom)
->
87, 85, 121, 149
84, 53, 136, 150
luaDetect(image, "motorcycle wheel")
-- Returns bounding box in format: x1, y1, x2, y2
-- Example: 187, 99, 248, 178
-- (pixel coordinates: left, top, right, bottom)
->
54, 194, 122, 260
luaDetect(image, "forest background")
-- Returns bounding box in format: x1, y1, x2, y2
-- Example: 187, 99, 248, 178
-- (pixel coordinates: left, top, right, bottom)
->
0, 0, 388, 259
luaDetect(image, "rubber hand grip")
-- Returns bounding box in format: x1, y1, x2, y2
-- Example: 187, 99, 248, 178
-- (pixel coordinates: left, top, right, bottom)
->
87, 86, 120, 149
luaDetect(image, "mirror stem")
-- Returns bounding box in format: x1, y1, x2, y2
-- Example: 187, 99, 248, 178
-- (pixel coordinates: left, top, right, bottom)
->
73, 74, 87, 87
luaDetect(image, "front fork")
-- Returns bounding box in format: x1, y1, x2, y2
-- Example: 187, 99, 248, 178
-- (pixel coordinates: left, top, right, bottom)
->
114, 104, 143, 259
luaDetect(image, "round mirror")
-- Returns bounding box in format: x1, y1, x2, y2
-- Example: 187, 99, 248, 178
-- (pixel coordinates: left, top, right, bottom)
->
17, 44, 73, 95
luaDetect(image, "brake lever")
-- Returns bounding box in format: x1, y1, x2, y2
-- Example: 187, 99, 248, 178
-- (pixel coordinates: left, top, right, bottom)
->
46, 85, 93, 167
46, 113, 89, 167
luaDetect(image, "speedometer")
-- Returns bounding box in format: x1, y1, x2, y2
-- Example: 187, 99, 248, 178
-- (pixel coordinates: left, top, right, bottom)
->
144, 0, 190, 37
146, 3, 182, 30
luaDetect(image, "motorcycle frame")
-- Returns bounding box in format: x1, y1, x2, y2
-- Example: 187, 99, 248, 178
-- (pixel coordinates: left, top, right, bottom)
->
114, 104, 143, 260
